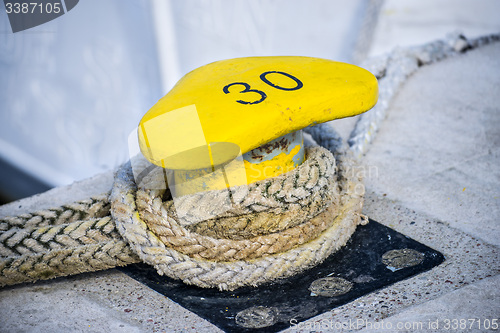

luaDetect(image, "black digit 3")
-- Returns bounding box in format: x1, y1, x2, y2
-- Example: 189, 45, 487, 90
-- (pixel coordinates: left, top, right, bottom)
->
260, 71, 303, 91
222, 82, 267, 105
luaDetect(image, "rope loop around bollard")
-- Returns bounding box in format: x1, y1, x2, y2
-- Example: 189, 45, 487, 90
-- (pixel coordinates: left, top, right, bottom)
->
110, 147, 366, 290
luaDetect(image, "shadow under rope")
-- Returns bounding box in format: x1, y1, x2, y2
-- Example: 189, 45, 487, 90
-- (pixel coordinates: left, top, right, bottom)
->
119, 219, 445, 333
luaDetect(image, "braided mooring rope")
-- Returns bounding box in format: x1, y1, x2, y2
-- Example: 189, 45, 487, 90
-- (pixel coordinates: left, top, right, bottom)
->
0, 144, 361, 289
111, 147, 366, 290
0, 194, 110, 231
131, 148, 340, 262
156, 146, 339, 239
0, 206, 140, 287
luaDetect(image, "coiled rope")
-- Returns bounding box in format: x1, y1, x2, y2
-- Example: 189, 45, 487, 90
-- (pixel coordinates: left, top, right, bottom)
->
110, 147, 366, 290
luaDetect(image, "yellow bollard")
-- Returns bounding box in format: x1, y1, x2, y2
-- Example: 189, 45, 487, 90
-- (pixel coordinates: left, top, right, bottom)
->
138, 56, 378, 195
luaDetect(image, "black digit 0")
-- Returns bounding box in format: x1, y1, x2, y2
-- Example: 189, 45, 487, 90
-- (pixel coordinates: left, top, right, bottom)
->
223, 82, 267, 105
260, 71, 303, 91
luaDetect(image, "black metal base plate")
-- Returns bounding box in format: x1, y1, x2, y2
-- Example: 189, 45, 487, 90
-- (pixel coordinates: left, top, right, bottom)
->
119, 220, 444, 332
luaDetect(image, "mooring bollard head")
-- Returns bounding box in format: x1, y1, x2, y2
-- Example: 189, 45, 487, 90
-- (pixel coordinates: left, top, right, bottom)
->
137, 56, 378, 194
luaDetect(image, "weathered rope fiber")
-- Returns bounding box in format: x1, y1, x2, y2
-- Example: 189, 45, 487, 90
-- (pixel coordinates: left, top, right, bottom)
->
0, 194, 110, 232
0, 239, 139, 287
133, 148, 341, 262
0, 194, 141, 287
111, 147, 366, 290
157, 146, 339, 240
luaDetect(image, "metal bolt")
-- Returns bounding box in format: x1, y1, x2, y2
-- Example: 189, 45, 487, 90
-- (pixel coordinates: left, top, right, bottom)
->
235, 306, 279, 328
382, 248, 424, 271
309, 276, 353, 297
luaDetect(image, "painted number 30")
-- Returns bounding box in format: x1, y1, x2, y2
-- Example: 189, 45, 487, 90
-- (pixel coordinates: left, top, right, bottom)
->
223, 71, 303, 105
